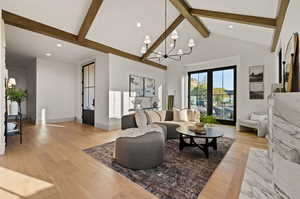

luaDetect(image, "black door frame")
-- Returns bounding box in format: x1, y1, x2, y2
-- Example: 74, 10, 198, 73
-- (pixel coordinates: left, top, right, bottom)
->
82, 62, 95, 125
188, 65, 237, 125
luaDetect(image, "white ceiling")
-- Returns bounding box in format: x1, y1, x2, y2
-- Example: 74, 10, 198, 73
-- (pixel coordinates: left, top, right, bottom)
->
5, 25, 100, 66
1, 0, 280, 66
187, 0, 279, 18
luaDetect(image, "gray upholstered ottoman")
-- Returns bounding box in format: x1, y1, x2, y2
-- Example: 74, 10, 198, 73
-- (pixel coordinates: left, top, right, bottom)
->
115, 131, 165, 170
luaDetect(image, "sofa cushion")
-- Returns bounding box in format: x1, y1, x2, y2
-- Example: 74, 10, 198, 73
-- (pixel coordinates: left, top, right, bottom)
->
145, 110, 161, 123
250, 112, 267, 121
239, 119, 259, 128
135, 111, 148, 128
156, 110, 167, 121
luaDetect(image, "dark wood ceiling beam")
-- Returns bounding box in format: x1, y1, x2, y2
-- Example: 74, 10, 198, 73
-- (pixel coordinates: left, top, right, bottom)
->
169, 0, 210, 38
2, 10, 167, 70
141, 15, 185, 60
78, 0, 103, 41
190, 9, 276, 29
271, 0, 290, 52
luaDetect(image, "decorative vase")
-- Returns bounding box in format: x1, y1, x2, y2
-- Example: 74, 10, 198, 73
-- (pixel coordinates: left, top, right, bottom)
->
10, 101, 19, 115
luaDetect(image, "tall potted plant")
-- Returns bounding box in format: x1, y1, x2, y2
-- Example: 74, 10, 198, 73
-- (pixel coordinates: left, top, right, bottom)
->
6, 88, 27, 115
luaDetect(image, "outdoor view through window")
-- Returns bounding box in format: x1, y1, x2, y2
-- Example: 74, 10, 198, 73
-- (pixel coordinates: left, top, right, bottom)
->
189, 67, 235, 122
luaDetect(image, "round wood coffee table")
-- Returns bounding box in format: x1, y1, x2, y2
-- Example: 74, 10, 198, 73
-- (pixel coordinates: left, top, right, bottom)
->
176, 126, 224, 158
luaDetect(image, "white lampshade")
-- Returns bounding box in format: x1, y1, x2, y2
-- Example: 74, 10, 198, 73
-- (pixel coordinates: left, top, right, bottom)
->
156, 52, 162, 58
7, 78, 16, 88
177, 49, 183, 55
140, 46, 147, 54
171, 30, 179, 40
144, 35, 151, 44
188, 38, 195, 47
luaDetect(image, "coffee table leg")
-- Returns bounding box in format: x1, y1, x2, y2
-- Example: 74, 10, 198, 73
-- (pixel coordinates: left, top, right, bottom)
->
212, 138, 217, 150
204, 138, 209, 158
179, 134, 185, 151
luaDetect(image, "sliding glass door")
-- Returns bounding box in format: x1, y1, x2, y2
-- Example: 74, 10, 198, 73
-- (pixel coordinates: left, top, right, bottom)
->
188, 66, 236, 124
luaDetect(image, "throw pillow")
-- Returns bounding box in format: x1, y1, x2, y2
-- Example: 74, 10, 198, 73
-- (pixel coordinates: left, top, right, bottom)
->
173, 108, 188, 122
173, 108, 180, 121
145, 110, 161, 123
135, 111, 148, 128
187, 109, 200, 122
155, 110, 166, 121
250, 113, 267, 121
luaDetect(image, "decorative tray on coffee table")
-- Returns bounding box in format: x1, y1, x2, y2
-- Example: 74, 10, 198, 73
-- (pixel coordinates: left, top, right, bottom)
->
188, 123, 206, 134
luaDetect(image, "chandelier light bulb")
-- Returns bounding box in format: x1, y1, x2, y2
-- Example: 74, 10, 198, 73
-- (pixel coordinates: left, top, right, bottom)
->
144, 35, 151, 44
169, 43, 175, 48
156, 52, 163, 58
177, 49, 183, 55
188, 38, 195, 47
140, 46, 147, 54
171, 30, 179, 40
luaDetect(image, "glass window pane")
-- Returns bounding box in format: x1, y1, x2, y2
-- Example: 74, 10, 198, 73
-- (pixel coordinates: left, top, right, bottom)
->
189, 72, 207, 114
83, 67, 89, 87
83, 88, 89, 109
213, 69, 234, 121
88, 64, 95, 87
88, 88, 95, 110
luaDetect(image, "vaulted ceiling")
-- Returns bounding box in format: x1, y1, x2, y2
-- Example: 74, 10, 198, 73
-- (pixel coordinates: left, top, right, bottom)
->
1, 0, 287, 69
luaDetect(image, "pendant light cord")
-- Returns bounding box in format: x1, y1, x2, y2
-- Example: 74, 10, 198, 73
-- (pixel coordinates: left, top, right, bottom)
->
164, 0, 167, 55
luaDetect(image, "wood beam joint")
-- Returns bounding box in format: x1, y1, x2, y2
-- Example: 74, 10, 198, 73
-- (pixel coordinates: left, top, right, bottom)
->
169, 0, 210, 38
271, 0, 290, 52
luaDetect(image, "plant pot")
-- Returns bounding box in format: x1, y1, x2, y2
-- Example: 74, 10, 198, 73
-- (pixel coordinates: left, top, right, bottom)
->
10, 101, 19, 115
204, 123, 214, 133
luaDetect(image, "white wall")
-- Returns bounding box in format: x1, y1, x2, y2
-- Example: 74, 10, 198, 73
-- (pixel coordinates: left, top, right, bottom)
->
108, 54, 166, 130
0, 12, 7, 155
36, 58, 77, 124
94, 53, 110, 130
7, 65, 28, 116
166, 34, 276, 122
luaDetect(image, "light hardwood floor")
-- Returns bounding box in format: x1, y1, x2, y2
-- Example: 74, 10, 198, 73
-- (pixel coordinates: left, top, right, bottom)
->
0, 122, 267, 199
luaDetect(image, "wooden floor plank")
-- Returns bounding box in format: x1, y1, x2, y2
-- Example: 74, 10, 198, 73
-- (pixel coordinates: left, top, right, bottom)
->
0, 122, 266, 199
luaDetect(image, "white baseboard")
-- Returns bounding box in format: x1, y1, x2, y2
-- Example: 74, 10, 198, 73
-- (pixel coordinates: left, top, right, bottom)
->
0, 142, 5, 155
36, 117, 75, 124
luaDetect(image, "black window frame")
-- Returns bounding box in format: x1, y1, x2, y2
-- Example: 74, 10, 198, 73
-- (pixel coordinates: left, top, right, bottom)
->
188, 65, 237, 125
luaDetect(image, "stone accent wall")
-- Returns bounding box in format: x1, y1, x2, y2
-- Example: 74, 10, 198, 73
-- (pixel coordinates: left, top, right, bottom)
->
0, 13, 7, 155
269, 93, 300, 199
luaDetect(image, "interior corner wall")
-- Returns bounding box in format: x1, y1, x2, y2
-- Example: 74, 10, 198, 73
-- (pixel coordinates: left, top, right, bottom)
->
26, 58, 37, 122
108, 54, 166, 130
36, 58, 77, 124
94, 53, 110, 130
0, 12, 7, 155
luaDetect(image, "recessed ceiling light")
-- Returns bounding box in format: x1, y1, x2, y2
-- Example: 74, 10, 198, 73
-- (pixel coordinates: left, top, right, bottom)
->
136, 22, 142, 28
229, 25, 234, 29
45, 53, 52, 57
56, 43, 62, 47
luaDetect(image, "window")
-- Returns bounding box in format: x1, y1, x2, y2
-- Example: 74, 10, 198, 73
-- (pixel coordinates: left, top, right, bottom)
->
188, 66, 236, 124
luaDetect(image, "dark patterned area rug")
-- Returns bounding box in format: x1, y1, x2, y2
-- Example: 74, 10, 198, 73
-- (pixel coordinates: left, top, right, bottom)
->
84, 138, 234, 199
